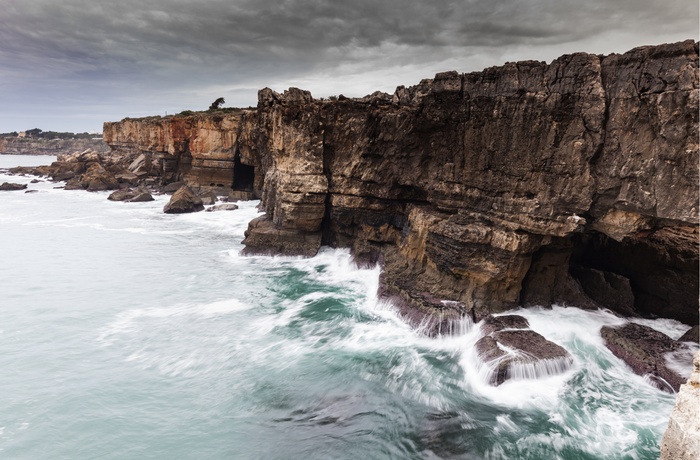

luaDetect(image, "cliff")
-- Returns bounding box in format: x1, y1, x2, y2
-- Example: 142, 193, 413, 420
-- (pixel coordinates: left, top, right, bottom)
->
660, 351, 700, 460
103, 40, 699, 328
0, 137, 110, 156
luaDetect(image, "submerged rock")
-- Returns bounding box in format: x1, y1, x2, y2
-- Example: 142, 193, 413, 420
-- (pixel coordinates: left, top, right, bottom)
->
601, 322, 686, 392
475, 314, 573, 386
163, 185, 204, 214
0, 182, 27, 191
206, 203, 239, 212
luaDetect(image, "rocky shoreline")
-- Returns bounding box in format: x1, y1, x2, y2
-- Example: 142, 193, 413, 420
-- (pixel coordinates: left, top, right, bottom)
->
2, 40, 698, 393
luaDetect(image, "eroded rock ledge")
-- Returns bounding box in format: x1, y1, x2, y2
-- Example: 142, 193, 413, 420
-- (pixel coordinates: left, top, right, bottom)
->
102, 40, 699, 328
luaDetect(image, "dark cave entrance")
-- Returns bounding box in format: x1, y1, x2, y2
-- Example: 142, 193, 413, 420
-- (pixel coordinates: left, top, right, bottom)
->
232, 150, 255, 192
520, 230, 699, 325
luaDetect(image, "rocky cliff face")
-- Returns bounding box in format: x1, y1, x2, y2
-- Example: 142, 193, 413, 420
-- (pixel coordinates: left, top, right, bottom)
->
103, 40, 699, 329
0, 137, 110, 156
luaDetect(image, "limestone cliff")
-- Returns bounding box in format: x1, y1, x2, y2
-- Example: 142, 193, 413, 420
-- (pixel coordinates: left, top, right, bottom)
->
0, 137, 110, 156
660, 351, 700, 460
103, 40, 699, 328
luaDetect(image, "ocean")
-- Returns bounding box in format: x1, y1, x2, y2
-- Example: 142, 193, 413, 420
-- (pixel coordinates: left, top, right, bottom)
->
0, 154, 694, 459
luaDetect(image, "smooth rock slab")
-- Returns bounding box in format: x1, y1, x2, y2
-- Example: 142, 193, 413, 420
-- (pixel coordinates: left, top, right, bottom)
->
601, 322, 685, 392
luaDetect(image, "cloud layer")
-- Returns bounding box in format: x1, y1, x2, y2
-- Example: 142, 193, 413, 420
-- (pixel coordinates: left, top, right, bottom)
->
0, 0, 696, 132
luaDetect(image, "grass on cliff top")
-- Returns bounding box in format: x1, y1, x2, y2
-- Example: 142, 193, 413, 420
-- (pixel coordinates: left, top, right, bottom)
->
119, 107, 255, 123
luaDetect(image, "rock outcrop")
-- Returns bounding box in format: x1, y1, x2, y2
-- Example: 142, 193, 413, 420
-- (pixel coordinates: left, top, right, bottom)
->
0, 182, 27, 191
601, 322, 686, 392
475, 315, 573, 385
163, 185, 204, 214
0, 137, 110, 156
661, 351, 700, 460
101, 40, 699, 327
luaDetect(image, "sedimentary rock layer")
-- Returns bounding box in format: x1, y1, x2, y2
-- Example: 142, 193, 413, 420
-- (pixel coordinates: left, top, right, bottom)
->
102, 40, 699, 327
0, 137, 110, 156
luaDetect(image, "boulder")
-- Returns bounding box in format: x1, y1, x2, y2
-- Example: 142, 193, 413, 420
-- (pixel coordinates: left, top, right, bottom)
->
129, 191, 154, 202
601, 322, 685, 392
206, 203, 239, 212
108, 188, 154, 202
0, 182, 27, 191
163, 185, 204, 214
475, 315, 573, 385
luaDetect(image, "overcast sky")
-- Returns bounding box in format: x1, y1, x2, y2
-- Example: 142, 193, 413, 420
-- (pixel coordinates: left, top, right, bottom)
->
0, 0, 697, 133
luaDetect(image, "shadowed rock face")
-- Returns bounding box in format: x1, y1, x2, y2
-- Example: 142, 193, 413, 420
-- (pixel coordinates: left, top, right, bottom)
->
102, 40, 699, 326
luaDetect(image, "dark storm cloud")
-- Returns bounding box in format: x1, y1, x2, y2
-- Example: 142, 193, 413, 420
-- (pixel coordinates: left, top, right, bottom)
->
0, 0, 696, 132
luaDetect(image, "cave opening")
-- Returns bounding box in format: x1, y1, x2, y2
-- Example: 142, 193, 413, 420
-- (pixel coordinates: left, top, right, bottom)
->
232, 150, 255, 191
520, 230, 699, 325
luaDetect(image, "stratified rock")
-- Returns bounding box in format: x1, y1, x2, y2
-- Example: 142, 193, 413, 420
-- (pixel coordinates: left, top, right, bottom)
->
0, 182, 27, 191
100, 40, 699, 327
227, 190, 256, 202
679, 325, 699, 344
660, 351, 700, 460
241, 215, 321, 257
163, 185, 204, 214
475, 320, 573, 386
206, 203, 239, 212
601, 322, 685, 392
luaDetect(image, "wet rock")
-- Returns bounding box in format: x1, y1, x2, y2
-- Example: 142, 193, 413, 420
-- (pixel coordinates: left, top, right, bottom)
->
601, 322, 685, 392
24, 190, 38, 194
480, 314, 530, 335
163, 185, 204, 214
206, 203, 239, 212
475, 328, 572, 386
476, 314, 573, 385
30, 179, 41, 183
0, 182, 27, 191
241, 215, 321, 257
108, 188, 154, 202
679, 325, 699, 344
660, 351, 700, 460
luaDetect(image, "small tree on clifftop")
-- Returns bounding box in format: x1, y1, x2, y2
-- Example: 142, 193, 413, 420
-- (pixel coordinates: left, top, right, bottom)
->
209, 97, 225, 111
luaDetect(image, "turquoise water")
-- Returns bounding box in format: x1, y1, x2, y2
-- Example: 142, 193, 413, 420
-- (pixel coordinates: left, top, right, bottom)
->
0, 155, 693, 459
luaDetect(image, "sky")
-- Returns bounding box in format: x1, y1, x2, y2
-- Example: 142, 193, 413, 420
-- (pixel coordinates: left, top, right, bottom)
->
0, 0, 697, 134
